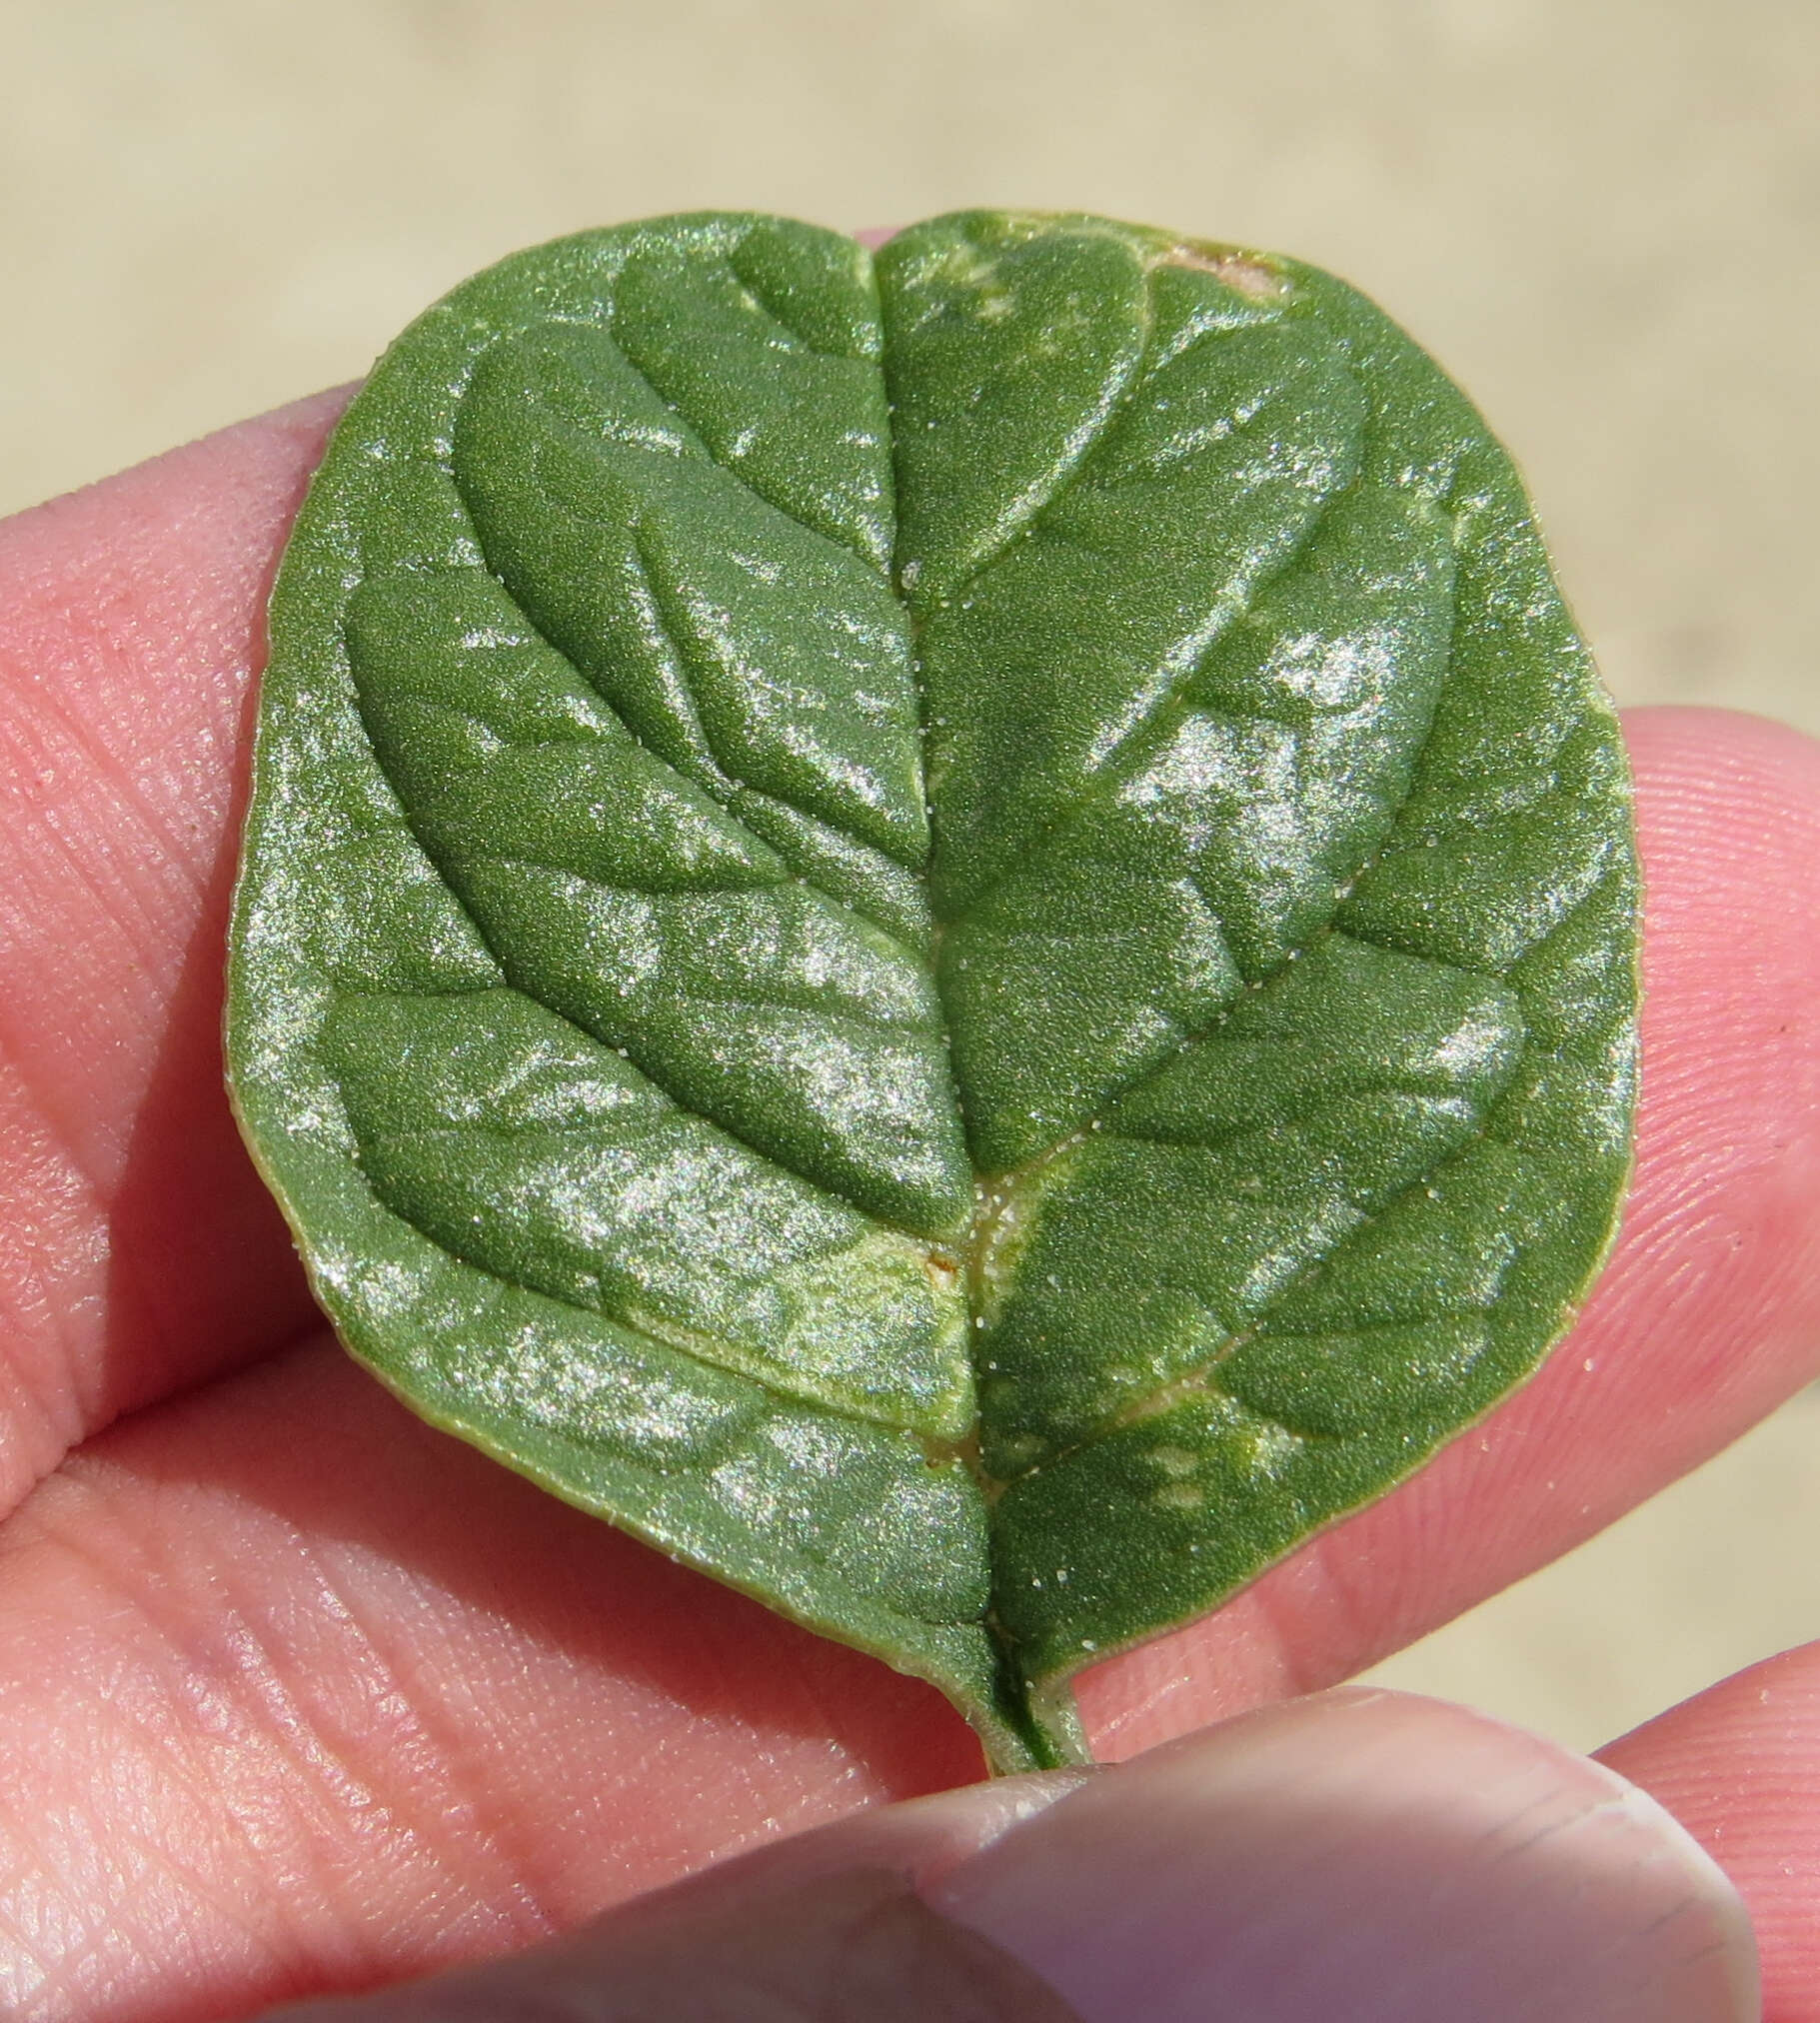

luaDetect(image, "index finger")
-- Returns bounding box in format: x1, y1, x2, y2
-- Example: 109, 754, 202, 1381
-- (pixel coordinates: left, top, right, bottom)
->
0, 395, 346, 1514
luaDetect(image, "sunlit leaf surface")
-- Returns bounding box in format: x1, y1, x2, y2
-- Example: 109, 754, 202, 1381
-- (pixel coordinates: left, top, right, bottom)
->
229, 213, 1637, 1770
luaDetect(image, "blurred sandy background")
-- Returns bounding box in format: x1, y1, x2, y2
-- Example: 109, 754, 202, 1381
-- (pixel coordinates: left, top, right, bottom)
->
2, 0, 1816, 1756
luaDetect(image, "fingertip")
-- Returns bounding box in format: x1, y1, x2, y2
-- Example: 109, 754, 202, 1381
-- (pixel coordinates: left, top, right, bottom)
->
1599, 1642, 1820, 2023
938, 1690, 1759, 2023
1, 383, 351, 559
0, 384, 355, 704
1589, 706, 1820, 1441
1624, 701, 1820, 817
1625, 704, 1820, 1050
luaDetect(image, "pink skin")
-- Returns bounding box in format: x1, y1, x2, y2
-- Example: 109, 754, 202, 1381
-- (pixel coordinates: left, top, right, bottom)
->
0, 396, 1816, 2019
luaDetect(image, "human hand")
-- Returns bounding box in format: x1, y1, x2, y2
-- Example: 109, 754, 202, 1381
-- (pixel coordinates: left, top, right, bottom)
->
0, 394, 1810, 2020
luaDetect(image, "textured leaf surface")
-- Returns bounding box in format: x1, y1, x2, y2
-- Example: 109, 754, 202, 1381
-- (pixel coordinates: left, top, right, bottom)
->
228, 212, 1638, 1770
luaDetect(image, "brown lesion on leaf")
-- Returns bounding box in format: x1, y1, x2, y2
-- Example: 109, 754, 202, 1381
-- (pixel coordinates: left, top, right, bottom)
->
920, 1425, 1009, 1505
922, 1250, 960, 1295
1158, 244, 1289, 303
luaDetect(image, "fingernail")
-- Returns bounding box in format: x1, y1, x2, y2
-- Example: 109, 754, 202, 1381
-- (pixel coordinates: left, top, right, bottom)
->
927, 1688, 1759, 2023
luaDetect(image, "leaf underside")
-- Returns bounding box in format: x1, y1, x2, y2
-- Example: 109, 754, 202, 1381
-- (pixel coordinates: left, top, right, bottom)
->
228, 212, 1638, 1772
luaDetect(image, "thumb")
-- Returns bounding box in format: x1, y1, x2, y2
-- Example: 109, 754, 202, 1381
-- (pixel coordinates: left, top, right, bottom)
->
264, 1688, 1756, 2022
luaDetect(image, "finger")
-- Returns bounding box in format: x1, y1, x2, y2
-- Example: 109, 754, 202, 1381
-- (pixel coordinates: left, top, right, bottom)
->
267, 1692, 1755, 2023
1598, 1640, 1820, 2023
1078, 706, 1820, 1755
0, 395, 346, 1512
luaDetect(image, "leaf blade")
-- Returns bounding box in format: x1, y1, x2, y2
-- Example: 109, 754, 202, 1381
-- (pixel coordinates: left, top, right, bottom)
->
229, 211, 1638, 1771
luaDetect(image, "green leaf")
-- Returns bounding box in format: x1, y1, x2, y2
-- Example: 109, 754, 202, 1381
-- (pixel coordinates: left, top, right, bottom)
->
228, 211, 1638, 1772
